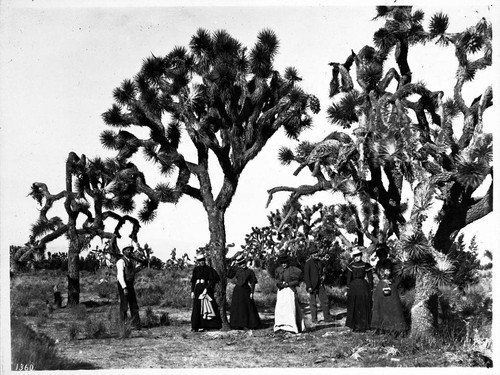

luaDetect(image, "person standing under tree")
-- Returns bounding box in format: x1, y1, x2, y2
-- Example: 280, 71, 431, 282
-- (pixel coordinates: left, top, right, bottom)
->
371, 243, 408, 334
304, 244, 332, 324
190, 253, 222, 332
345, 245, 373, 332
227, 253, 261, 330
116, 244, 143, 329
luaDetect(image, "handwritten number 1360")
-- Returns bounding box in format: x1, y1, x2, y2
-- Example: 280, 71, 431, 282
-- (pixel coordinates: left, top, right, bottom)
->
16, 363, 34, 371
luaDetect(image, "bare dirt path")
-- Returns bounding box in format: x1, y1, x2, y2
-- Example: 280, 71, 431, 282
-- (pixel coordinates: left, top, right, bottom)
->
24, 300, 353, 369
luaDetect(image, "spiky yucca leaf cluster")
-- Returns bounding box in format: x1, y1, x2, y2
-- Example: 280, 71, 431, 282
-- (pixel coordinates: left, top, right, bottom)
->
327, 90, 361, 129
373, 6, 426, 55
29, 184, 45, 206
250, 28, 279, 78
139, 199, 159, 224
336, 178, 358, 196
278, 147, 295, 166
31, 217, 64, 239
155, 183, 177, 202
470, 133, 493, 163
429, 12, 450, 45
454, 154, 489, 190
430, 251, 455, 288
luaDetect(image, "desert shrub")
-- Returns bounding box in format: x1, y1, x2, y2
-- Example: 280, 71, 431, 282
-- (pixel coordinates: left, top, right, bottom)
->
161, 283, 191, 308
68, 322, 79, 340
254, 269, 277, 295
11, 317, 96, 370
95, 281, 117, 299
436, 279, 492, 356
159, 312, 170, 326
69, 304, 87, 320
326, 285, 347, 307
11, 283, 53, 310
136, 284, 164, 306
119, 319, 133, 339
448, 244, 481, 289
253, 268, 277, 308
106, 306, 124, 337
84, 316, 108, 339
142, 306, 159, 328
80, 252, 100, 273
131, 269, 192, 308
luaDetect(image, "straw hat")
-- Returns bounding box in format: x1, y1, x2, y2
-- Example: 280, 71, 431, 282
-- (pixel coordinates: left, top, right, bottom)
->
195, 253, 206, 261
235, 254, 247, 265
350, 245, 365, 257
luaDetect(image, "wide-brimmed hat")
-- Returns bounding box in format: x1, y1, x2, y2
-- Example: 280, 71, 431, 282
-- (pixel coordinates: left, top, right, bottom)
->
195, 253, 206, 261
350, 245, 365, 257
235, 254, 247, 265
122, 246, 134, 254
308, 244, 319, 255
278, 253, 290, 264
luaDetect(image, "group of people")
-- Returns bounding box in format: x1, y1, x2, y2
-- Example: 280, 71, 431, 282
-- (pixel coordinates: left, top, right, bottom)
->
190, 252, 262, 332
345, 244, 407, 334
115, 242, 407, 335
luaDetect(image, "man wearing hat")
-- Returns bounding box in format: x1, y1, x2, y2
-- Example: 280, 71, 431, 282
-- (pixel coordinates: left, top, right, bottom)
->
304, 243, 332, 324
116, 244, 141, 329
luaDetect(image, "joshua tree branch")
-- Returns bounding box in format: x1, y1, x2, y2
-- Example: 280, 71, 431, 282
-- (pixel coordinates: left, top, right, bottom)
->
266, 181, 333, 209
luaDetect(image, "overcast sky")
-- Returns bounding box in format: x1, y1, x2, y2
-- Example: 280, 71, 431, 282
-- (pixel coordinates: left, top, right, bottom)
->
0, 0, 497, 263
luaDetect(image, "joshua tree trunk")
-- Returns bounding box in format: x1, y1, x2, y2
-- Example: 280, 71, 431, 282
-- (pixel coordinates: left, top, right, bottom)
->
206, 207, 230, 330
410, 271, 437, 338
67, 232, 81, 306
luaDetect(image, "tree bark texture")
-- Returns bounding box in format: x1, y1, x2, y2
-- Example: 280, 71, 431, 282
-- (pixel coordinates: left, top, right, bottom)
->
206, 208, 230, 330
67, 238, 80, 306
410, 271, 437, 339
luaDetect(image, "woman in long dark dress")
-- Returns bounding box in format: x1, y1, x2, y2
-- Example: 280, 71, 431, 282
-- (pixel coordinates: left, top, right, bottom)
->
227, 254, 261, 330
345, 245, 374, 332
190, 253, 222, 332
371, 244, 408, 334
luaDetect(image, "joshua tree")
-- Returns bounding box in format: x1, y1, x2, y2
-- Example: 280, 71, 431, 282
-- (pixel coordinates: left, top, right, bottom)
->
268, 7, 492, 336
100, 29, 320, 326
15, 152, 152, 305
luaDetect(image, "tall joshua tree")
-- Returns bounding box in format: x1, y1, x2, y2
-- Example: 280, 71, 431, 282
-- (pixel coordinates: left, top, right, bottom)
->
269, 7, 492, 336
100, 29, 320, 326
15, 152, 151, 305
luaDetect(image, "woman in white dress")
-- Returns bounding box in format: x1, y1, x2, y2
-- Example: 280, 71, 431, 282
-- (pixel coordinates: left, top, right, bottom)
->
273, 254, 305, 333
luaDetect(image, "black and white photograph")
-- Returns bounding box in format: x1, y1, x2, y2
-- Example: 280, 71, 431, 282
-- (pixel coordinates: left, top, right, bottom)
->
0, 0, 498, 372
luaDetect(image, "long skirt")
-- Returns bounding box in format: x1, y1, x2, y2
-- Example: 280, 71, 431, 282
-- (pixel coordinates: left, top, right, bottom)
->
371, 280, 408, 333
230, 284, 261, 329
191, 283, 222, 331
274, 288, 305, 333
345, 278, 372, 331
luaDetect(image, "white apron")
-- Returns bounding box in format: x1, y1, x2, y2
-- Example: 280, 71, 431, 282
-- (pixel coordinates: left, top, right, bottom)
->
273, 287, 305, 333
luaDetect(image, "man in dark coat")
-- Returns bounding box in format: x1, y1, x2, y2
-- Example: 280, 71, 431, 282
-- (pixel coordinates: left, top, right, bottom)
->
116, 245, 142, 329
304, 244, 332, 324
